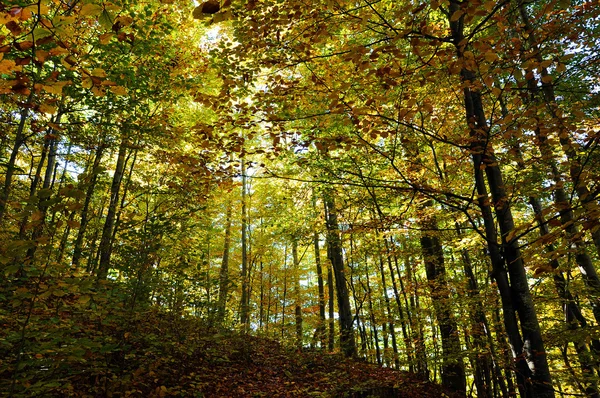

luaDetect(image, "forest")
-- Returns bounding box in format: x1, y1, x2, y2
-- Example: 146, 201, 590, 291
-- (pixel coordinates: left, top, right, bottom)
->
0, 0, 599, 397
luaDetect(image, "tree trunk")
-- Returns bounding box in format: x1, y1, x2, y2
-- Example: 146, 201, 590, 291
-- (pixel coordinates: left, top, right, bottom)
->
314, 231, 327, 349
240, 157, 250, 330
97, 140, 128, 280
456, 224, 493, 398
323, 190, 356, 357
72, 145, 105, 268
0, 106, 30, 223
384, 236, 413, 371
377, 244, 399, 369
448, 2, 554, 395
365, 256, 382, 365
419, 213, 465, 392
516, 0, 600, 258
217, 196, 233, 323
25, 135, 58, 260
327, 260, 335, 351
292, 240, 303, 349
406, 255, 428, 379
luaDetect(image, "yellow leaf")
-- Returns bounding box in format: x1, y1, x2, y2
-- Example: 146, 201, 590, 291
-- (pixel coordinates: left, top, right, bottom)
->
450, 10, 464, 22
541, 75, 553, 83
484, 52, 498, 62
192, 6, 207, 19
26, 3, 50, 14
39, 103, 57, 114
82, 77, 93, 89
115, 15, 133, 27
556, 63, 566, 73
49, 47, 69, 56
53, 15, 76, 26
80, 3, 104, 17
43, 81, 71, 95
0, 59, 17, 74
99, 33, 113, 44
91, 86, 105, 96
110, 85, 127, 95
213, 10, 233, 23
91, 68, 107, 77
505, 229, 516, 242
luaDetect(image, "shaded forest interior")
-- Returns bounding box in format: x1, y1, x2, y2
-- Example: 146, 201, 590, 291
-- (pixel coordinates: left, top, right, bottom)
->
1, 0, 599, 397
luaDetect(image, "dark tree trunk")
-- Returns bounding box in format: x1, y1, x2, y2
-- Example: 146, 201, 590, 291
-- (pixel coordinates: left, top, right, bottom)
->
0, 106, 30, 223
240, 158, 250, 330
516, 0, 600, 258
97, 140, 128, 280
377, 246, 399, 369
384, 237, 413, 372
365, 257, 382, 365
314, 231, 327, 349
72, 145, 105, 268
323, 190, 356, 358
217, 196, 233, 323
327, 260, 335, 351
448, 2, 554, 395
292, 240, 303, 349
419, 214, 465, 393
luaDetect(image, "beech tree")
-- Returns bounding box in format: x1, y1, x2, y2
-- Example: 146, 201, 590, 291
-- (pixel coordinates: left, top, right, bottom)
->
1, 0, 599, 397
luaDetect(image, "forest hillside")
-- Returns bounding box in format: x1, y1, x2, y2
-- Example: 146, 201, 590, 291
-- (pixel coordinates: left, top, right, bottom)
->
1, 0, 599, 397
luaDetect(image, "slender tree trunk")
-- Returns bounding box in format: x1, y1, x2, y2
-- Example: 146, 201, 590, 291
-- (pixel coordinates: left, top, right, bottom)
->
516, 0, 600, 257
377, 245, 399, 369
240, 158, 250, 330
327, 260, 335, 351
456, 224, 493, 398
27, 136, 57, 254
111, 148, 138, 245
323, 190, 356, 357
406, 257, 428, 379
472, 143, 531, 398
449, 3, 554, 395
19, 138, 50, 240
281, 247, 288, 340
384, 236, 413, 371
217, 197, 233, 323
266, 261, 273, 332
292, 240, 303, 349
0, 106, 29, 223
97, 140, 128, 280
419, 213, 465, 392
259, 260, 265, 329
314, 231, 327, 349
365, 256, 382, 365
72, 145, 105, 268
529, 198, 600, 397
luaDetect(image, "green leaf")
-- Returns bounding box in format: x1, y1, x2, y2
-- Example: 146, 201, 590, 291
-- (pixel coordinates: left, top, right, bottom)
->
99, 9, 113, 30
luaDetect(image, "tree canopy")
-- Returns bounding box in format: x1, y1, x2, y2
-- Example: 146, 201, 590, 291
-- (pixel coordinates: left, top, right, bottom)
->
1, 0, 600, 397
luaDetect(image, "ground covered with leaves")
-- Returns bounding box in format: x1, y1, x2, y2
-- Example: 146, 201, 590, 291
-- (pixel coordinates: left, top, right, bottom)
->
1, 281, 462, 397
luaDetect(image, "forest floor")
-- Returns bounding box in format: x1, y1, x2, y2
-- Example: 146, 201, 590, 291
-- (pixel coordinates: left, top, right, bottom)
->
2, 293, 463, 398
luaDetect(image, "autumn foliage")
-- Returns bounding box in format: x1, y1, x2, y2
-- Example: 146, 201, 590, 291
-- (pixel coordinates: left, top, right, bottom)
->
1, 0, 600, 397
